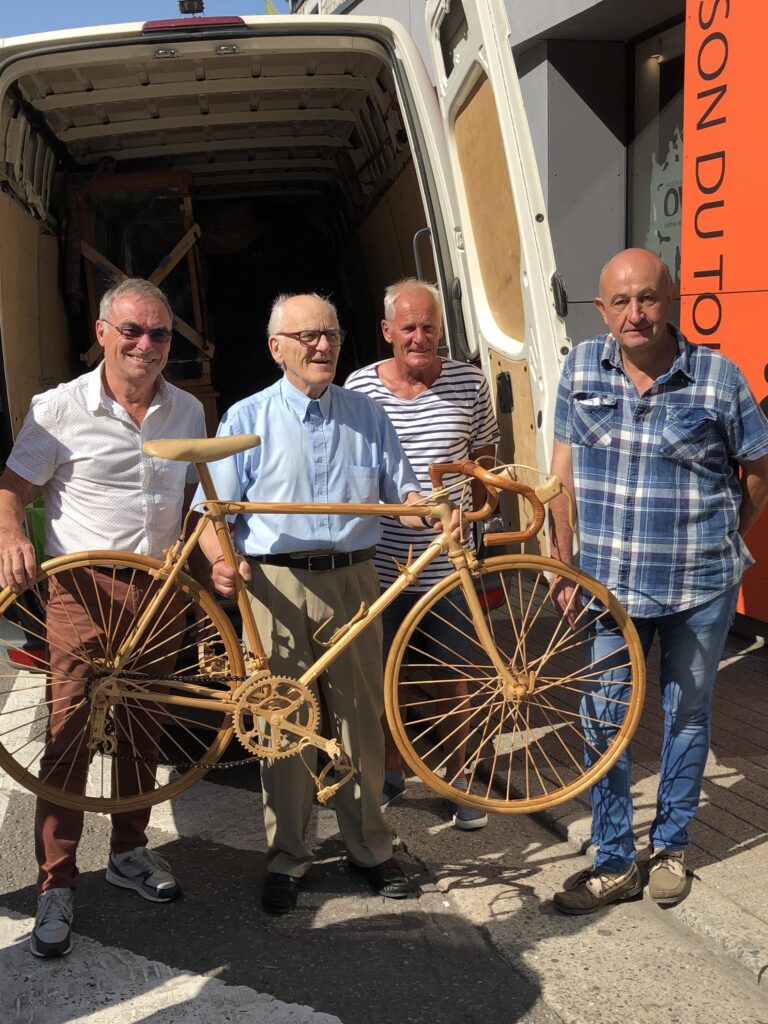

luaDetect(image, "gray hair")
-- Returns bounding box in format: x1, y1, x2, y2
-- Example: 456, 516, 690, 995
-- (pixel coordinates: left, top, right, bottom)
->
99, 278, 173, 321
383, 278, 443, 324
267, 292, 338, 339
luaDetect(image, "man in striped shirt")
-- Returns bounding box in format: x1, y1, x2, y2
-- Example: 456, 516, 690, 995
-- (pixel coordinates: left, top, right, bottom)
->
346, 278, 499, 829
549, 248, 768, 914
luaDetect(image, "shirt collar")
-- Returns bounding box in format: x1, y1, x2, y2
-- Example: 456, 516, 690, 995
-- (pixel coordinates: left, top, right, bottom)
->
279, 375, 332, 420
85, 363, 171, 414
600, 325, 692, 383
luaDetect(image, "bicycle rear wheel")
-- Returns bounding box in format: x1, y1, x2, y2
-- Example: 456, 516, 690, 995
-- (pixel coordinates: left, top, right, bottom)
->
0, 552, 244, 813
384, 554, 644, 813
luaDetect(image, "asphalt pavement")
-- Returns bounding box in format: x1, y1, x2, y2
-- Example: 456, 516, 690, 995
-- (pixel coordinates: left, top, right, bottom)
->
1, 629, 768, 1023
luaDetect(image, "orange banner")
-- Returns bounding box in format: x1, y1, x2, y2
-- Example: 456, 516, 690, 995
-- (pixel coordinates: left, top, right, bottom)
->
681, 0, 768, 621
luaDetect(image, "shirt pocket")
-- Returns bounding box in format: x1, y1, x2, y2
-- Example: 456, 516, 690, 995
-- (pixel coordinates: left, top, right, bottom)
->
660, 407, 719, 461
151, 456, 188, 497
344, 465, 378, 504
571, 393, 617, 448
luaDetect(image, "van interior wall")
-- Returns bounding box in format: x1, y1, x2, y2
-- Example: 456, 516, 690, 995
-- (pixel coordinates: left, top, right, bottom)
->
201, 158, 434, 415
0, 191, 73, 443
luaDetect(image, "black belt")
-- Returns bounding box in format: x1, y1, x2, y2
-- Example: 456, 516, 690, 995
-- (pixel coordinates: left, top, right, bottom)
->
250, 547, 376, 573
93, 566, 136, 579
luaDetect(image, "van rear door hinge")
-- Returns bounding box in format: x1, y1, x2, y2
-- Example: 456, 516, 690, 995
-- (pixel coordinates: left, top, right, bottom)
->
454, 229, 465, 251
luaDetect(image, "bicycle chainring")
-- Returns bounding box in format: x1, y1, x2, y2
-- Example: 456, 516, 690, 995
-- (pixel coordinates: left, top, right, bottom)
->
232, 675, 320, 759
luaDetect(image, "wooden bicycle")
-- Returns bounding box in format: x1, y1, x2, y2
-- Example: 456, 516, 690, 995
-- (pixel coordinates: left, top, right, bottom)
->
0, 433, 645, 816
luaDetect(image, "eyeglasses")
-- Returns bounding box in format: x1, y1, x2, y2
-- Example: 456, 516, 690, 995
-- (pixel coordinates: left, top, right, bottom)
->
275, 328, 346, 347
102, 319, 173, 345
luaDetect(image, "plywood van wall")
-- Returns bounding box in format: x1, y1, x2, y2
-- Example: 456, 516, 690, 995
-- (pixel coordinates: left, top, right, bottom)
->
486, 350, 544, 556
347, 161, 436, 355
0, 193, 71, 441
454, 77, 525, 343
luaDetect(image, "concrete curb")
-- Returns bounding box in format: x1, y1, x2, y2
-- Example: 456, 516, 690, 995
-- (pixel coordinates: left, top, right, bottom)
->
538, 807, 768, 987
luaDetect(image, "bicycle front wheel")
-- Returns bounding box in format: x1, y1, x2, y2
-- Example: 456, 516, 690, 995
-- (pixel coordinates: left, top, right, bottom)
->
0, 552, 244, 813
384, 555, 644, 814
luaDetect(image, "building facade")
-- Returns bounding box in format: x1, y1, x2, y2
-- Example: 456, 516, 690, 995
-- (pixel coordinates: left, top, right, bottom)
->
290, 0, 686, 345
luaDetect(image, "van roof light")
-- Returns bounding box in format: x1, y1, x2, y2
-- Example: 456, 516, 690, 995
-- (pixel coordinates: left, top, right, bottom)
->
142, 16, 246, 33
179, 0, 205, 13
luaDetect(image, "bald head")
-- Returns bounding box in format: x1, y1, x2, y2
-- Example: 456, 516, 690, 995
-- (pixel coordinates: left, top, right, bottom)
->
598, 248, 674, 299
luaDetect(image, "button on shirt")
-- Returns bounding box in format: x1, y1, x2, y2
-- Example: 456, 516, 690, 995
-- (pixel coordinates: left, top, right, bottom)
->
6, 366, 205, 559
554, 330, 768, 617
197, 377, 419, 555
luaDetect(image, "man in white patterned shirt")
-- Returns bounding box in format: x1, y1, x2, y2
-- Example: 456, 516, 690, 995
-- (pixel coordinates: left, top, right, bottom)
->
0, 278, 205, 958
346, 278, 499, 829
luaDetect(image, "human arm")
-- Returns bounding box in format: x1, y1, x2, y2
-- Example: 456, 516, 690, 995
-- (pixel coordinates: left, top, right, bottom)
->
549, 441, 575, 566
399, 489, 439, 531
0, 468, 38, 592
198, 517, 251, 599
738, 453, 768, 538
548, 441, 578, 621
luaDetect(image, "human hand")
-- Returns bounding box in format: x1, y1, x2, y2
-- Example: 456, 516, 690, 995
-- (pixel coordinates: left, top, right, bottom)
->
447, 506, 471, 543
211, 554, 251, 598
0, 530, 37, 593
549, 575, 578, 628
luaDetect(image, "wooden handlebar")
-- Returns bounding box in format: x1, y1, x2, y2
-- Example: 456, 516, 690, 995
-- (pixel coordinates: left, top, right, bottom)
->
427, 461, 547, 545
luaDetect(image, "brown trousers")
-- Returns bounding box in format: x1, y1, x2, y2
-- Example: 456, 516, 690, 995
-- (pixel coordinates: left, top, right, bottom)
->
35, 568, 181, 893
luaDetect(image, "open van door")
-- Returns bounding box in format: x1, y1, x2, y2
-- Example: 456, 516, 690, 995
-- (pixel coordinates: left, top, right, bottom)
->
425, 0, 570, 539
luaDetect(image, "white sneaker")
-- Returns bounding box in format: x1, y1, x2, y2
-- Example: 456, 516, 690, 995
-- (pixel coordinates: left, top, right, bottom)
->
448, 778, 489, 831
30, 888, 74, 958
106, 846, 181, 902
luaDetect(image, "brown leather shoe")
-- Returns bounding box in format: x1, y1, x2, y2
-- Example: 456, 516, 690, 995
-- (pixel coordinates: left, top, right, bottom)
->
348, 857, 415, 899
553, 862, 642, 915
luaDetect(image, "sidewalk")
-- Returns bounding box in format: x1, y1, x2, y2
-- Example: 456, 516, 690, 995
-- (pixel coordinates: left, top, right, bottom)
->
541, 628, 768, 981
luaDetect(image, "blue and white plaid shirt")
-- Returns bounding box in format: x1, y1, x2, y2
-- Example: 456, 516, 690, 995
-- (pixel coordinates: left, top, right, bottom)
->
554, 329, 768, 617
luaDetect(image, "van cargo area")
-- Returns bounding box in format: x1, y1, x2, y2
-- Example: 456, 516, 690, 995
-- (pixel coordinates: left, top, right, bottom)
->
0, 20, 444, 441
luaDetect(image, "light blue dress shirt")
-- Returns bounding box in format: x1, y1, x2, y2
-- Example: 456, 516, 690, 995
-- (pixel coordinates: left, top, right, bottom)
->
196, 376, 419, 555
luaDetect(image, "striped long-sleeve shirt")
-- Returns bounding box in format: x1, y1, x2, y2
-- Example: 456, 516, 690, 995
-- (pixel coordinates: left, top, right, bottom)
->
345, 359, 499, 591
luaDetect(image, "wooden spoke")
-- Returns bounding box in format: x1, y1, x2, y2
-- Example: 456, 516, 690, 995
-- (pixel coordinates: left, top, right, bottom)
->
384, 555, 645, 814
0, 554, 243, 812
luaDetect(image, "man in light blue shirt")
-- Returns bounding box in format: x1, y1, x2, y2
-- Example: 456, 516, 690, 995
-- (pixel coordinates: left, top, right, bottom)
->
199, 293, 424, 914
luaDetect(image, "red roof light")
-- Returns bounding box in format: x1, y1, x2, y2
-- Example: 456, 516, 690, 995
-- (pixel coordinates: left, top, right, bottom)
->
142, 16, 246, 32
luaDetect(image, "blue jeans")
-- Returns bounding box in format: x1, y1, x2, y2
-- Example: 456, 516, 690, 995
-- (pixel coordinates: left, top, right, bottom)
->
585, 585, 739, 873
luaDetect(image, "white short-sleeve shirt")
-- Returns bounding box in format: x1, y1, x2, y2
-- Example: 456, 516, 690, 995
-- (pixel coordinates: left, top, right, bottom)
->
7, 366, 206, 558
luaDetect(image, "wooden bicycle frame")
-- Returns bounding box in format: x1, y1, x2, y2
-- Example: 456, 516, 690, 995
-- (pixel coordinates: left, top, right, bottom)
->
108, 459, 519, 728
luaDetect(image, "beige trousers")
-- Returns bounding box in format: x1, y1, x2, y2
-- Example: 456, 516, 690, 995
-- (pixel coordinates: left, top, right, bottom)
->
246, 558, 392, 877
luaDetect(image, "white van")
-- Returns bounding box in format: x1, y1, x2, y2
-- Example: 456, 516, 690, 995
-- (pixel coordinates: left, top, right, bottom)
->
0, 0, 569, 539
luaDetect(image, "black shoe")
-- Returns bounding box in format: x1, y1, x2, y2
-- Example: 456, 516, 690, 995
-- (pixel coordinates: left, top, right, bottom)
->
348, 857, 415, 899
261, 872, 302, 915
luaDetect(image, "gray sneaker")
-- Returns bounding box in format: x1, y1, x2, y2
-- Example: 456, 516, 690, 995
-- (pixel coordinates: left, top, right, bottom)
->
106, 846, 181, 903
648, 849, 687, 904
30, 887, 74, 958
553, 862, 642, 915
448, 778, 488, 831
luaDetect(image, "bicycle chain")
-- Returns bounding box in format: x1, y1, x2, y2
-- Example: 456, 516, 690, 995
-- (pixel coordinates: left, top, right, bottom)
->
87, 669, 264, 772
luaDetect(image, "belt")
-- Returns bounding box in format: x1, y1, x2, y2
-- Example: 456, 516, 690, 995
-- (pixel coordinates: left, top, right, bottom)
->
250, 547, 376, 573
93, 566, 136, 580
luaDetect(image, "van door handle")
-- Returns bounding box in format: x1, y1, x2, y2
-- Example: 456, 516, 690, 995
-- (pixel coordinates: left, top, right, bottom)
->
412, 227, 431, 280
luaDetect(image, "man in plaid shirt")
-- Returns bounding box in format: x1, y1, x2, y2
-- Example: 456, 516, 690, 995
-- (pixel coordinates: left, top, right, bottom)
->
549, 247, 768, 914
